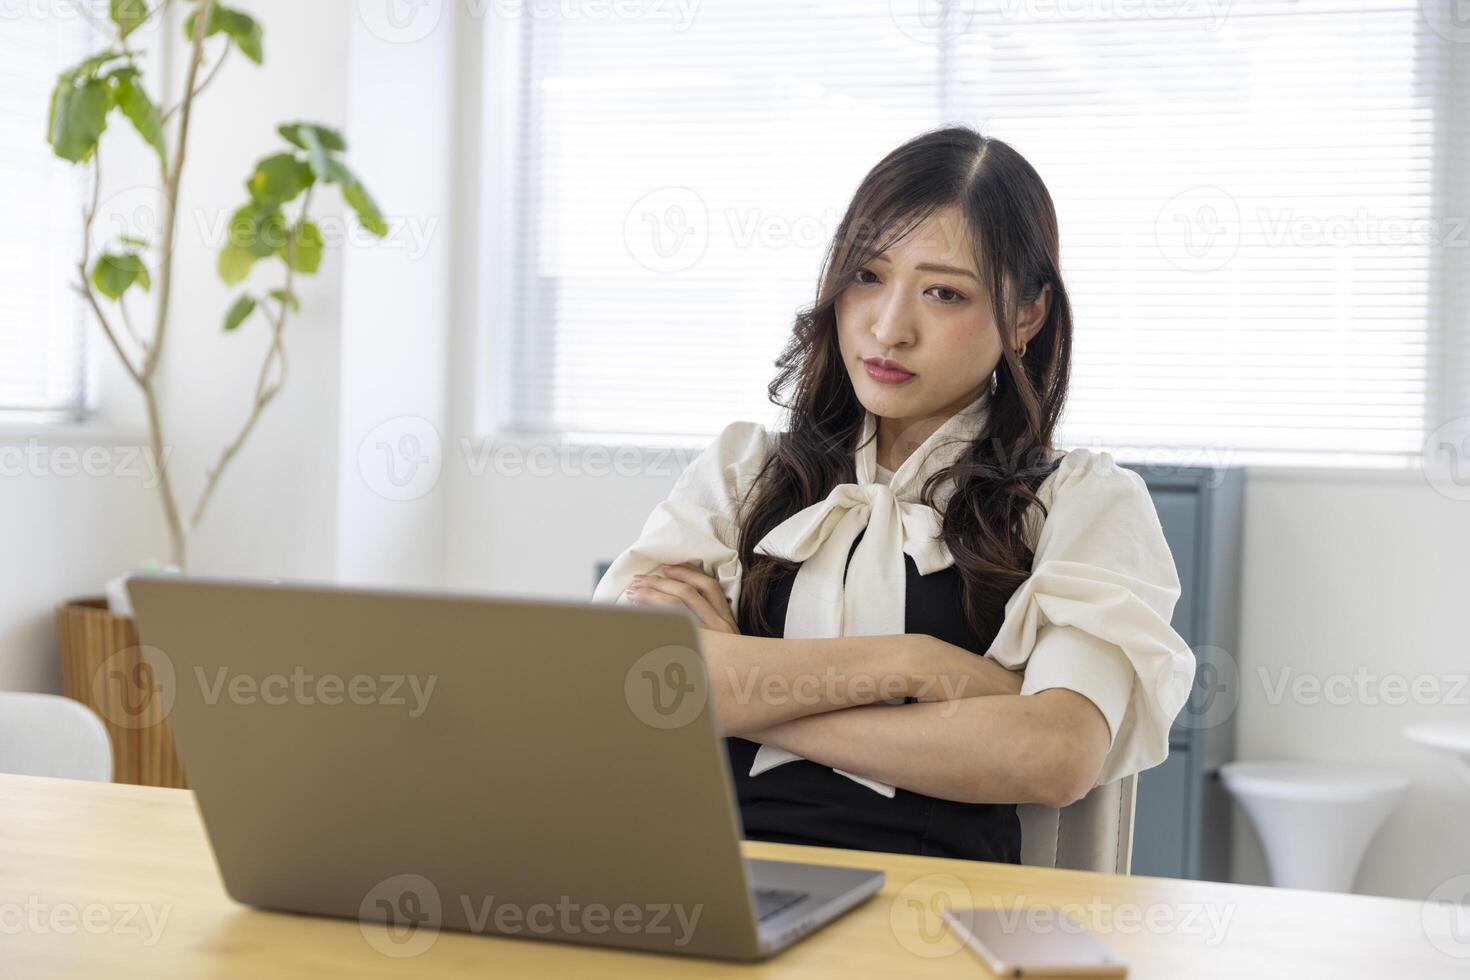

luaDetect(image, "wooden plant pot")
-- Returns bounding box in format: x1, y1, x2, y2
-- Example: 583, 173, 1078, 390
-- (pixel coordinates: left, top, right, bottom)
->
54, 598, 188, 788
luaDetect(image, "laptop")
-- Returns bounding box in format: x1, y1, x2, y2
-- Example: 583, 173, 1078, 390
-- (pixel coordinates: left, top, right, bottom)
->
125, 573, 884, 961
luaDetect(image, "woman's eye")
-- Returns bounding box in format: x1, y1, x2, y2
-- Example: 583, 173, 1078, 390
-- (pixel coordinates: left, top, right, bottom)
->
854, 268, 879, 284
930, 286, 965, 304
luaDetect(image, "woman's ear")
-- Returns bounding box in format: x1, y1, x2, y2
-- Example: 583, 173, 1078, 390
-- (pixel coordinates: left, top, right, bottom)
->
1016, 282, 1051, 347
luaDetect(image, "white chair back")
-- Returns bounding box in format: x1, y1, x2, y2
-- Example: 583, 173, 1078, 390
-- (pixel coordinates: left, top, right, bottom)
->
1019, 774, 1138, 874
0, 691, 113, 782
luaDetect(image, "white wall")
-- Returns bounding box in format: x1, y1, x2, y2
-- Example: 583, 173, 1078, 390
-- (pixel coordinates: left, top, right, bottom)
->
1229, 468, 1470, 902
160, 0, 349, 580
334, 0, 456, 588
0, 420, 163, 692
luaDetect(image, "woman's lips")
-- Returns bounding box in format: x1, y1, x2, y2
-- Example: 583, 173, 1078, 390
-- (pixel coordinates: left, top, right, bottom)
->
863, 358, 916, 384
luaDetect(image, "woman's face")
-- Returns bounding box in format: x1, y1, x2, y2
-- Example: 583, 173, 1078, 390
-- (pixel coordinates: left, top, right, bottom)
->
835, 204, 1040, 441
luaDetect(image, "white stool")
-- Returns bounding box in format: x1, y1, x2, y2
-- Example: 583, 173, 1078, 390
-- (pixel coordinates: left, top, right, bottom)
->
1404, 721, 1470, 787
1220, 760, 1408, 893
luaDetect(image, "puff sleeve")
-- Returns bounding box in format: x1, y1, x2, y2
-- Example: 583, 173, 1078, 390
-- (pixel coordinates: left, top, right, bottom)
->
591, 420, 770, 618
986, 448, 1196, 787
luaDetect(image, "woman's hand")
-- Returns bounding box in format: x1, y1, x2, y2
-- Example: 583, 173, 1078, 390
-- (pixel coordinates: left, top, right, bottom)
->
905, 633, 1024, 700
624, 563, 740, 635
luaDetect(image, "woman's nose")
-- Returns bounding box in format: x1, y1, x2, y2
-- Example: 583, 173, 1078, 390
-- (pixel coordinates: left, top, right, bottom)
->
870, 294, 917, 348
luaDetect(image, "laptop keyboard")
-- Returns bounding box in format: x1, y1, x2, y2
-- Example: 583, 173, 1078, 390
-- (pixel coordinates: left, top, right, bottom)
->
753, 887, 809, 922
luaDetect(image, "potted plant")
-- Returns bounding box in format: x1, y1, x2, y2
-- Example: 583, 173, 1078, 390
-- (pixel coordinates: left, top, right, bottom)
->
49, 0, 387, 786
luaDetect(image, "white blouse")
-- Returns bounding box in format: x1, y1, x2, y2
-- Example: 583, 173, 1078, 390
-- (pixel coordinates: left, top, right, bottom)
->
592, 390, 1196, 793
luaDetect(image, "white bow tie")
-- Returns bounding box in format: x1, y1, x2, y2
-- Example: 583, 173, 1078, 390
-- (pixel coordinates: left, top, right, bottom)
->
747, 391, 992, 796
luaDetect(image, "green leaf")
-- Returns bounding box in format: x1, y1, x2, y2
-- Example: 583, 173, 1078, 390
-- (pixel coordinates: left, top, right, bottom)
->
295, 125, 331, 182
320, 158, 352, 185
218, 241, 257, 286
110, 0, 149, 39
48, 78, 111, 163
91, 252, 149, 299
223, 294, 257, 332
268, 288, 301, 313
119, 234, 150, 248
342, 178, 388, 237
183, 4, 264, 64
220, 201, 290, 283
112, 74, 166, 165
226, 203, 288, 259
217, 8, 263, 64
324, 159, 387, 236
247, 153, 313, 206
61, 49, 129, 84
281, 220, 323, 274
278, 122, 346, 153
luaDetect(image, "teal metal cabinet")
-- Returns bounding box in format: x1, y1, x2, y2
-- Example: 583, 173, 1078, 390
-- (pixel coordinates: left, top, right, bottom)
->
1126, 464, 1244, 882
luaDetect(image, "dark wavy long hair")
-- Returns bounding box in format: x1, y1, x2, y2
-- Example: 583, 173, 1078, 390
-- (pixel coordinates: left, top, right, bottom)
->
733, 126, 1073, 646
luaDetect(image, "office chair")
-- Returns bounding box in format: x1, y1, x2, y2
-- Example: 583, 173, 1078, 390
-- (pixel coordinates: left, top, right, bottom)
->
0, 691, 113, 782
1019, 774, 1138, 874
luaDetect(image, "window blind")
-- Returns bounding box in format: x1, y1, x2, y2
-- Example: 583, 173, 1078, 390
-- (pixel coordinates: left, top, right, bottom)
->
0, 12, 91, 419
500, 0, 1468, 462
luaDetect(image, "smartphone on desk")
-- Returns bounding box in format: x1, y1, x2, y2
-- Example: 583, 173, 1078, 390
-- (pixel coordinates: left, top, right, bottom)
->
941, 906, 1128, 977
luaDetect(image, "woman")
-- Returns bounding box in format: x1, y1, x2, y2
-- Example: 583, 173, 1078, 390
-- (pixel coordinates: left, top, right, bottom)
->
592, 125, 1194, 865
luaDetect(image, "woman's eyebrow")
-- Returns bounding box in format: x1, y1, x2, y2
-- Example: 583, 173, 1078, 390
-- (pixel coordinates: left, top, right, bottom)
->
870, 254, 980, 281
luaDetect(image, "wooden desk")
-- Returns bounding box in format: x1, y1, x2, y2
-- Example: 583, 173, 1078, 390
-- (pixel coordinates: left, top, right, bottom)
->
1, 774, 1460, 977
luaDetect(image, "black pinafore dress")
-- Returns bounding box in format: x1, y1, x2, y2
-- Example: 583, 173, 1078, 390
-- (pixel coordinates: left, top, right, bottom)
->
724, 526, 1023, 864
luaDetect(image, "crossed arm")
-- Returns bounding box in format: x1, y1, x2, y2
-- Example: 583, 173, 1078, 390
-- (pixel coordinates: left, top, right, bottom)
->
624, 563, 1113, 808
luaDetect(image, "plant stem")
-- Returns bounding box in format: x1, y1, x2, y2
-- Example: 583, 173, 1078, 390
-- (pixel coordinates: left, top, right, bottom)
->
161, 45, 228, 126
76, 148, 144, 386
136, 0, 216, 569
189, 188, 310, 532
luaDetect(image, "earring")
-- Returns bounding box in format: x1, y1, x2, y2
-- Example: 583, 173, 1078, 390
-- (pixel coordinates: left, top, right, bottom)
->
1017, 341, 1028, 358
